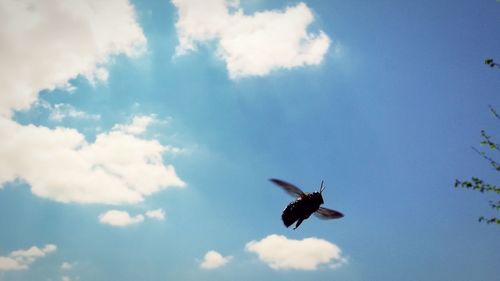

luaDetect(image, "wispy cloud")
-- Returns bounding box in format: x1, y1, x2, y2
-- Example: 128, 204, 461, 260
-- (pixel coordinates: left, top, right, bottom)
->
0, 244, 57, 271
172, 0, 330, 78
145, 209, 166, 220
61, 261, 76, 270
49, 104, 101, 122
200, 250, 232, 269
33, 100, 101, 122
245, 234, 346, 270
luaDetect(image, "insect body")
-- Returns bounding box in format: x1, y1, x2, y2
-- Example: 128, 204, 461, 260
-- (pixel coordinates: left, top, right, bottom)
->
270, 178, 344, 229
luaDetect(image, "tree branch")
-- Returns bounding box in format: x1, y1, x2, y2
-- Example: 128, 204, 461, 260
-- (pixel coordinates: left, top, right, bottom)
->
471, 146, 500, 171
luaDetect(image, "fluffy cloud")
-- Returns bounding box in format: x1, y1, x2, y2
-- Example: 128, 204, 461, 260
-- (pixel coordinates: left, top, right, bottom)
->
99, 210, 144, 226
0, 0, 187, 207
0, 244, 57, 271
145, 208, 166, 220
0, 0, 146, 117
0, 117, 186, 204
245, 234, 345, 270
99, 208, 167, 226
172, 0, 330, 78
200, 250, 232, 269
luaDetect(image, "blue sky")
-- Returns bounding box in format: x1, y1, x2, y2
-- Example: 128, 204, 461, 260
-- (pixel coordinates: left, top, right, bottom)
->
0, 0, 499, 280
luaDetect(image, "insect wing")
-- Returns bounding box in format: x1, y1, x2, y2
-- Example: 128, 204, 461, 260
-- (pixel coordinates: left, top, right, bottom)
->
270, 178, 305, 198
315, 207, 344, 219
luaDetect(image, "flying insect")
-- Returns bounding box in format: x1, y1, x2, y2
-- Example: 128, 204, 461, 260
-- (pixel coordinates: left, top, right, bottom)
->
270, 178, 344, 229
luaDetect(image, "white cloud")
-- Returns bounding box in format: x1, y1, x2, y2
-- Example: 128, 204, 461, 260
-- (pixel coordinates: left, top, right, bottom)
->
112, 115, 155, 135
10, 244, 56, 258
245, 234, 345, 270
42, 244, 57, 254
200, 250, 232, 269
61, 276, 71, 281
100, 208, 167, 227
0, 117, 186, 204
0, 257, 26, 271
0, 0, 186, 210
0, 244, 57, 271
145, 208, 166, 220
0, 0, 146, 117
99, 210, 144, 226
172, 0, 330, 78
10, 247, 45, 259
0, 0, 186, 209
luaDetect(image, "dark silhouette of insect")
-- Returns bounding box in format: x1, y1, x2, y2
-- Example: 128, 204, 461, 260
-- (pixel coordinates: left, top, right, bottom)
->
270, 178, 344, 229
